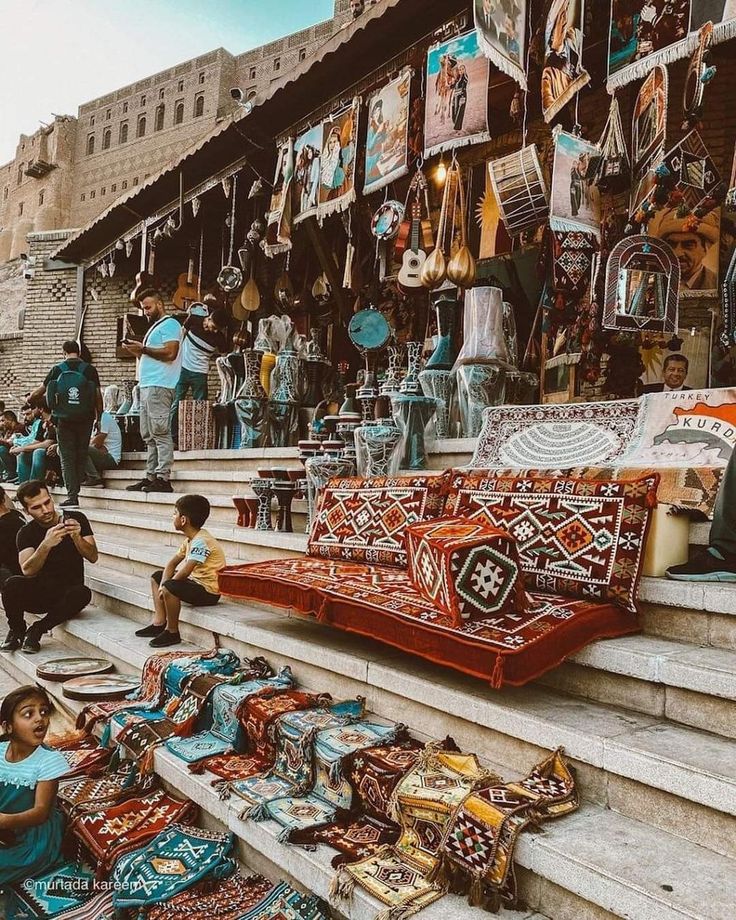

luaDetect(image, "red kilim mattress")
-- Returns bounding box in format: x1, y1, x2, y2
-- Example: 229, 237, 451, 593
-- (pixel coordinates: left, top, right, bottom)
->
218, 558, 639, 688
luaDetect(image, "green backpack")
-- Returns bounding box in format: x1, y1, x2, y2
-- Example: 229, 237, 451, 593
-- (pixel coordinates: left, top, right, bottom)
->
46, 360, 96, 420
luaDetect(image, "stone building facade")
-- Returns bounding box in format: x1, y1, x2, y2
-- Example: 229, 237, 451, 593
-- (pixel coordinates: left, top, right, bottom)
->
0, 0, 353, 266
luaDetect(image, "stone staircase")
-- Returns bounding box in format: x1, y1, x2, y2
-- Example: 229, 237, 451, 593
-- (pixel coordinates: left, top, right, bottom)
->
0, 446, 734, 920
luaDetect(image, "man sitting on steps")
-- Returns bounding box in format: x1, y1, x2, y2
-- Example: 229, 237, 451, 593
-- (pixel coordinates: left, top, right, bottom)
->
0, 480, 98, 653
135, 493, 225, 648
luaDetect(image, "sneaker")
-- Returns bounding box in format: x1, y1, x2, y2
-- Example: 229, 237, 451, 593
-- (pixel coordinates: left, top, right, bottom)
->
145, 478, 173, 493
21, 626, 42, 654
0, 630, 25, 652
60, 497, 80, 509
666, 547, 736, 582
149, 630, 181, 648
135, 623, 166, 637
126, 478, 153, 492
83, 479, 104, 488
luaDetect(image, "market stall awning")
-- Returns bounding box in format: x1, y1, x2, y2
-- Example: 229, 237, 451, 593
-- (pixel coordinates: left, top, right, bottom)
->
54, 0, 467, 266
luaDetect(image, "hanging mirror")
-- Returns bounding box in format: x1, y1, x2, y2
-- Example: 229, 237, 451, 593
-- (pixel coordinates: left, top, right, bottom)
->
603, 235, 679, 333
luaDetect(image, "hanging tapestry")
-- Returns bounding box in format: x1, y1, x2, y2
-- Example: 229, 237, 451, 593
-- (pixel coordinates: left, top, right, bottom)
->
405, 517, 527, 626
70, 787, 197, 878
146, 873, 274, 920
649, 206, 721, 298
608, 1, 690, 90
630, 65, 668, 213
318, 98, 359, 221
549, 128, 601, 237
550, 230, 597, 304
469, 161, 512, 259
594, 95, 630, 192
474, 0, 527, 88
332, 748, 492, 919
364, 70, 412, 196
237, 880, 331, 920
264, 137, 294, 256
541, 0, 590, 122
435, 748, 578, 910
488, 145, 549, 236
166, 670, 293, 764
307, 473, 450, 568
443, 471, 659, 613
424, 30, 491, 158
5, 862, 98, 920
691, 0, 736, 37
293, 125, 322, 225
112, 824, 235, 912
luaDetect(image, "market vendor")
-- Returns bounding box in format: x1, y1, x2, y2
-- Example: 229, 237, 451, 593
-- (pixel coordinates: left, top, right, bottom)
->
0, 685, 68, 887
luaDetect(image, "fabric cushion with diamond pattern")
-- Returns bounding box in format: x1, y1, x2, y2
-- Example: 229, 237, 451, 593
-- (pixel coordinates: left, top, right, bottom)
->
307, 473, 450, 568
443, 471, 659, 613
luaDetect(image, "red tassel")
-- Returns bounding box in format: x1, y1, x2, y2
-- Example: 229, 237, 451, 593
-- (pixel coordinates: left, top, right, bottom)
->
490, 653, 505, 689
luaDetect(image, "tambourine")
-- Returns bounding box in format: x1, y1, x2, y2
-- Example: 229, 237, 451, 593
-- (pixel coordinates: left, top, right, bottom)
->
217, 264, 244, 292
371, 200, 405, 241
348, 307, 392, 351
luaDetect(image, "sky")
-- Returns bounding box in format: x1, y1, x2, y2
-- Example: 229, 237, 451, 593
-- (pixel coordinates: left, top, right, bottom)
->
0, 0, 335, 164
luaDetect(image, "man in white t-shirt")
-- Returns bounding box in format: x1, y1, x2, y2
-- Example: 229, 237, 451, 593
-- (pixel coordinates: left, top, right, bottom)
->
121, 290, 182, 493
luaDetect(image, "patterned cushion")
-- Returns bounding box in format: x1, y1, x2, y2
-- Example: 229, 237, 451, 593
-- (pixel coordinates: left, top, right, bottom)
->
307, 474, 450, 568
178, 399, 216, 451
406, 517, 526, 627
444, 471, 659, 613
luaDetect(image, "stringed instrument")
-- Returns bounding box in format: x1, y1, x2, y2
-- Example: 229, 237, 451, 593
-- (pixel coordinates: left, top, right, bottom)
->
172, 244, 200, 310
397, 198, 427, 292
274, 270, 295, 310
130, 238, 157, 303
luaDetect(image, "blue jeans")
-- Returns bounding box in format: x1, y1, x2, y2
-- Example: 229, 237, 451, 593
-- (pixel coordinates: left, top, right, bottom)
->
16, 448, 47, 483
171, 368, 208, 442
0, 445, 16, 480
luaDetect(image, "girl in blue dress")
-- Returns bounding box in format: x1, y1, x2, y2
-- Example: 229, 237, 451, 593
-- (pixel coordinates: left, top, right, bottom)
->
0, 685, 68, 886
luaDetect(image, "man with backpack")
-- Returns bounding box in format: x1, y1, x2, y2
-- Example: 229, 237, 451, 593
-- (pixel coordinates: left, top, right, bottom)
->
33, 341, 102, 509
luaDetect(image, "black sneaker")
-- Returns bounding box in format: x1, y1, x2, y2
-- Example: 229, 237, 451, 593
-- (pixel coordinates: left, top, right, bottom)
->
21, 626, 43, 653
149, 630, 181, 648
60, 497, 80, 509
0, 630, 25, 652
126, 478, 153, 492
666, 548, 736, 583
145, 478, 173, 493
135, 623, 166, 637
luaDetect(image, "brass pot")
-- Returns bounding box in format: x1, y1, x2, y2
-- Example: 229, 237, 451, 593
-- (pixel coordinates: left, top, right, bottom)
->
447, 245, 476, 288
420, 247, 447, 289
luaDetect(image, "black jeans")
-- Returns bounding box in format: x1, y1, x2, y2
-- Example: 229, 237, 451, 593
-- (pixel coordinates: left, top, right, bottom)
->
152, 569, 220, 606
1, 575, 91, 634
56, 417, 94, 501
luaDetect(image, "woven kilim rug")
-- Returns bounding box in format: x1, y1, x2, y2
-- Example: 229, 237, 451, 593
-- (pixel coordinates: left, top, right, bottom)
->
57, 762, 153, 818
345, 738, 426, 821
237, 880, 331, 920
5, 862, 98, 920
231, 699, 364, 819
435, 748, 579, 910
146, 872, 275, 920
46, 730, 111, 779
219, 557, 638, 688
289, 811, 401, 866
114, 714, 178, 774
332, 747, 493, 918
70, 786, 197, 877
162, 649, 241, 699
111, 824, 235, 911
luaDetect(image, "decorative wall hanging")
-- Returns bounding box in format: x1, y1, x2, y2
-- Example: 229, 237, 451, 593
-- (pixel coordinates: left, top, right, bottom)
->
683, 22, 714, 128
474, 0, 527, 88
630, 65, 668, 214
488, 145, 549, 236
36, 656, 113, 681
292, 125, 321, 225
424, 30, 491, 158
691, 1, 736, 36
318, 98, 359, 221
594, 95, 630, 192
469, 161, 512, 259
603, 235, 680, 333
650, 130, 722, 218
550, 128, 602, 237
639, 325, 710, 391
263, 138, 294, 256
607, 0, 690, 89
649, 205, 720, 296
364, 69, 412, 196
541, 0, 590, 123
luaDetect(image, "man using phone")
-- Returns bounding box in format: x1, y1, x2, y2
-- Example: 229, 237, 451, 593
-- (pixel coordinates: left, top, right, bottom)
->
0, 480, 97, 653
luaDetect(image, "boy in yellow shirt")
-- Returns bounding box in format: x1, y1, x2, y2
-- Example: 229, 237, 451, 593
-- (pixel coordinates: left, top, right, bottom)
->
135, 494, 226, 647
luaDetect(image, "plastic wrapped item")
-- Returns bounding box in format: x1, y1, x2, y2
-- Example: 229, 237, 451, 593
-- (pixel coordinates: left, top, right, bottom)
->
418, 367, 456, 438
453, 286, 511, 368
391, 394, 437, 471
354, 419, 404, 477
456, 363, 508, 438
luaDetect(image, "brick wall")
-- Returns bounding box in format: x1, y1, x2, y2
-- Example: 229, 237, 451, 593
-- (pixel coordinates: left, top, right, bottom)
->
0, 333, 24, 406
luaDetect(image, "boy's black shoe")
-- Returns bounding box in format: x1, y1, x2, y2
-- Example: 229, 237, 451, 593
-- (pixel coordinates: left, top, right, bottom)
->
21, 625, 43, 653
135, 623, 165, 637
126, 478, 152, 492
666, 548, 736, 582
0, 630, 25, 652
146, 478, 173, 493
149, 630, 181, 648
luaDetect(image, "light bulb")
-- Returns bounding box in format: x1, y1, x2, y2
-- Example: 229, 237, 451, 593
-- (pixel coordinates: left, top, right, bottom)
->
435, 160, 447, 184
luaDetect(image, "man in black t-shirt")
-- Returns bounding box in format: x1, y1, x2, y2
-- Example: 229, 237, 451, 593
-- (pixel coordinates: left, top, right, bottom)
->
0, 480, 98, 653
0, 485, 23, 587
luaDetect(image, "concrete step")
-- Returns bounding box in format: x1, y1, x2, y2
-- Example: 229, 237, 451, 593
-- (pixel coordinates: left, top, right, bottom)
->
0, 618, 732, 920
48, 579, 736, 858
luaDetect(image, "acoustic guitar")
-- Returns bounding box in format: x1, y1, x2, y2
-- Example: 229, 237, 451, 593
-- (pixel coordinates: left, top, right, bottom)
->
397, 199, 427, 292
172, 245, 200, 310
130, 242, 157, 304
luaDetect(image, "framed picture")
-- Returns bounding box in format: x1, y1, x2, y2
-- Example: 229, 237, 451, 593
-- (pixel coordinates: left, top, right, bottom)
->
364, 70, 412, 196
